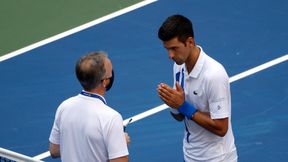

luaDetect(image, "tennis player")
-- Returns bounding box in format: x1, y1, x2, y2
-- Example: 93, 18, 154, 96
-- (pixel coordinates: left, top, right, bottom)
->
157, 15, 238, 161
49, 51, 129, 162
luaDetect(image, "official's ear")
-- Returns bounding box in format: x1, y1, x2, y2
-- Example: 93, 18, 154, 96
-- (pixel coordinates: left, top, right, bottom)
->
101, 79, 108, 88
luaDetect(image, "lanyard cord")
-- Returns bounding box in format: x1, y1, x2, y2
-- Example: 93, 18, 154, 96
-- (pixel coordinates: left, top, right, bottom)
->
80, 91, 107, 105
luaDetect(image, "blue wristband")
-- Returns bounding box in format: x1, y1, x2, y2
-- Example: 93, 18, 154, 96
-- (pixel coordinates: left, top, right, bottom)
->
178, 101, 197, 119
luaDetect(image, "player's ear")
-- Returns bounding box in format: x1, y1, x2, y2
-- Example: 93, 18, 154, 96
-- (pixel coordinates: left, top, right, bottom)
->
186, 37, 195, 46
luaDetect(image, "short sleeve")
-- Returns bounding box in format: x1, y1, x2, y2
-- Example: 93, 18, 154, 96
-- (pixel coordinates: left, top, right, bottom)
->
49, 106, 62, 144
104, 114, 129, 159
207, 69, 230, 119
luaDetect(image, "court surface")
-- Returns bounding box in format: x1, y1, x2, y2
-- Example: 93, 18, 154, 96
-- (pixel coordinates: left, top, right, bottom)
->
0, 0, 288, 161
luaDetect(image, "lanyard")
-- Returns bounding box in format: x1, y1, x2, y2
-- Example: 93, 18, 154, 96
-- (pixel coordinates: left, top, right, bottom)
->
80, 91, 107, 105
176, 68, 185, 88
181, 68, 184, 88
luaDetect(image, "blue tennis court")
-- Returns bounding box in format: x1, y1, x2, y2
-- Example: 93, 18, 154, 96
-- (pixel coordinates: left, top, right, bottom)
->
1, 0, 288, 161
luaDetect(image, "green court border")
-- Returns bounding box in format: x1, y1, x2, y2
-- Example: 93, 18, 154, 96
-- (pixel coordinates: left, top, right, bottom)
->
0, 0, 142, 56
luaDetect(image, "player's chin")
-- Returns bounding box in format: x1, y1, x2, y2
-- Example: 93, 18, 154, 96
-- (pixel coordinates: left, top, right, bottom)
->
174, 59, 184, 65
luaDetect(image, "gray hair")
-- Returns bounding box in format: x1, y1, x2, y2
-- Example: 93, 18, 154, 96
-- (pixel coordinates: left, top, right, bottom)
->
75, 51, 108, 91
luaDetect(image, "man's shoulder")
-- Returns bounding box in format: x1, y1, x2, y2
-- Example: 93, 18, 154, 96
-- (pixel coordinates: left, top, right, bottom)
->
201, 55, 229, 85
99, 104, 122, 120
59, 95, 80, 106
204, 53, 227, 73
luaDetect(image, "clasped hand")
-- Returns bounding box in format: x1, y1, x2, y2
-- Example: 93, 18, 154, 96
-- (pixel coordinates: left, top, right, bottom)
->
157, 82, 185, 109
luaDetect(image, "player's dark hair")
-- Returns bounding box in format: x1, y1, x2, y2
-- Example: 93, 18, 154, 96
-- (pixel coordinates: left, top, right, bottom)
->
75, 51, 107, 91
158, 14, 194, 44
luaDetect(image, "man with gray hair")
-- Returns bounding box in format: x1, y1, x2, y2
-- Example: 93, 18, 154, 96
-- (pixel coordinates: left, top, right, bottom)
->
49, 51, 130, 162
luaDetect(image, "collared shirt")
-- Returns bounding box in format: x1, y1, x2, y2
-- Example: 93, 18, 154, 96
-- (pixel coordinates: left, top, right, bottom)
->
173, 46, 237, 162
49, 92, 128, 162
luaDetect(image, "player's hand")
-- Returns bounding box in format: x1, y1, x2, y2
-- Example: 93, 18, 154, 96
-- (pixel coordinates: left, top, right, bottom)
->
157, 82, 185, 109
124, 132, 130, 145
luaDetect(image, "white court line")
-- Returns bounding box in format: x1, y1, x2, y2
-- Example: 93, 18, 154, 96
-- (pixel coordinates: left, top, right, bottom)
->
0, 0, 158, 62
229, 54, 288, 83
35, 54, 288, 160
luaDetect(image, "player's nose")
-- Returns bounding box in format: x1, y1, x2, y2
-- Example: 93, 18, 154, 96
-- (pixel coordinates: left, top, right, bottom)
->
168, 51, 174, 59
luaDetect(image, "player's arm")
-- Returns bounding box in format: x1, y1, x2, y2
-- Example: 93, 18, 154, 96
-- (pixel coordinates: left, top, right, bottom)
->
49, 142, 60, 158
169, 107, 184, 121
191, 71, 230, 136
170, 112, 185, 121
176, 98, 228, 136
158, 82, 228, 136
192, 111, 228, 137
110, 156, 128, 162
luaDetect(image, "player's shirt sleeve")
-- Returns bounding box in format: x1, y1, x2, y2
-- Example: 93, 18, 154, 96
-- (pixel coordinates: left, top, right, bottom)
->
207, 69, 231, 119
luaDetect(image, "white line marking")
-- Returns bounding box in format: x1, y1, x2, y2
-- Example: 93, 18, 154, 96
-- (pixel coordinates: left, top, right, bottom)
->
0, 0, 158, 62
36, 54, 288, 160
229, 54, 288, 83
123, 104, 169, 125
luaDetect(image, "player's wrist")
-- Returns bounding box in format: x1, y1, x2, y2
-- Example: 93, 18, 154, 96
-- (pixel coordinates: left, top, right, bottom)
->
178, 101, 197, 119
169, 107, 180, 115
